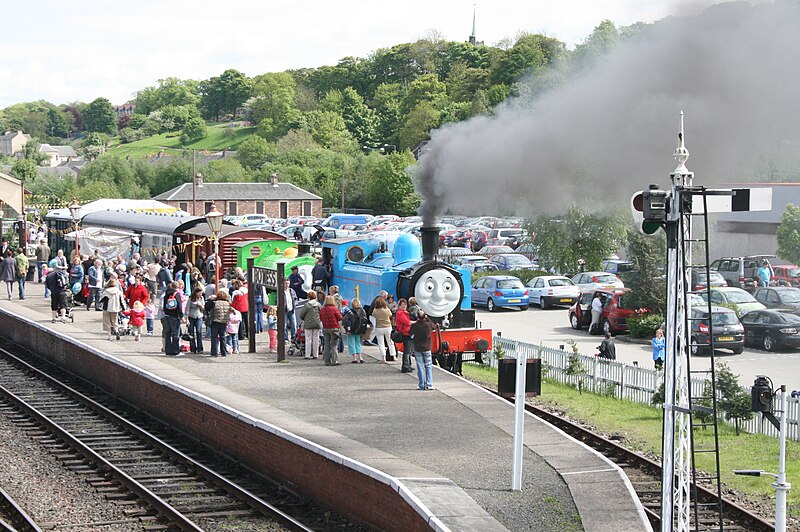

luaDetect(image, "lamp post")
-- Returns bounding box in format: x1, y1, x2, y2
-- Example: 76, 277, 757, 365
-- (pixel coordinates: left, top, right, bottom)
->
205, 202, 223, 292
192, 172, 204, 216
68, 198, 82, 259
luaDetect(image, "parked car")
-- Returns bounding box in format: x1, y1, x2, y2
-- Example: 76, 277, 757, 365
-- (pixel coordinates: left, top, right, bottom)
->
690, 270, 727, 291
478, 245, 515, 257
689, 306, 744, 355
740, 309, 800, 351
700, 287, 766, 315
239, 214, 273, 226
601, 259, 636, 275
515, 243, 538, 261
709, 255, 775, 290
571, 271, 625, 292
526, 276, 580, 309
569, 289, 633, 335
489, 253, 538, 271
752, 287, 800, 312
440, 247, 474, 263
487, 228, 525, 247
772, 265, 800, 287
471, 275, 529, 312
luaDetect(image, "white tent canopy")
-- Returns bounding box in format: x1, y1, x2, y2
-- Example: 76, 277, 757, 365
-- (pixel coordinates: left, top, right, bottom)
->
46, 198, 186, 222
64, 227, 135, 260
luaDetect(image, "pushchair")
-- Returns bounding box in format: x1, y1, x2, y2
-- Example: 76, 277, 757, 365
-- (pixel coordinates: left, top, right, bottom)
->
286, 327, 323, 357
116, 313, 133, 336
62, 289, 75, 323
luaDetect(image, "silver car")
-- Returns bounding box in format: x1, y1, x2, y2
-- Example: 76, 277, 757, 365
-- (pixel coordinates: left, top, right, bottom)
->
526, 276, 580, 309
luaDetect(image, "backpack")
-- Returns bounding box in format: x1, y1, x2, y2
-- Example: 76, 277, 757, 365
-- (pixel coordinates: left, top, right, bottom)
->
347, 311, 368, 334
165, 291, 178, 311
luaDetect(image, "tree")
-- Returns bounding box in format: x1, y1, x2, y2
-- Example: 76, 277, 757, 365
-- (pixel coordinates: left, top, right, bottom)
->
302, 110, 355, 150
365, 151, 419, 215
339, 87, 378, 147
236, 135, 274, 170
179, 115, 207, 145
529, 207, 627, 274
10, 158, 38, 182
490, 34, 565, 86
571, 20, 619, 71
47, 108, 70, 138
624, 229, 667, 313
83, 98, 116, 134
247, 72, 298, 139
199, 69, 252, 120
134, 77, 201, 115
399, 100, 440, 150
80, 132, 110, 160
777, 203, 800, 265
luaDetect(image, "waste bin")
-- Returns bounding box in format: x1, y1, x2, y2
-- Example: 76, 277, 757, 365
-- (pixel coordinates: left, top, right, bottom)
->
498, 357, 542, 398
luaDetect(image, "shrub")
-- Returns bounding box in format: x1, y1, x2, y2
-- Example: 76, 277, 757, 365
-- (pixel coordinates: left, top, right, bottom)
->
627, 312, 664, 338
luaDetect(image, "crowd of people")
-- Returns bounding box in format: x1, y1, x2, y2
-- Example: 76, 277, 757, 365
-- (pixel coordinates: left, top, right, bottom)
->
21, 240, 437, 391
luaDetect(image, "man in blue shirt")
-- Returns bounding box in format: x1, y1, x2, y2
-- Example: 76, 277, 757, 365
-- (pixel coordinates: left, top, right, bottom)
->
756, 260, 772, 287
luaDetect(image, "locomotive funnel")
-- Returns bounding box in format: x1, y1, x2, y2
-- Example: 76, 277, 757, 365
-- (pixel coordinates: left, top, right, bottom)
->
420, 226, 440, 262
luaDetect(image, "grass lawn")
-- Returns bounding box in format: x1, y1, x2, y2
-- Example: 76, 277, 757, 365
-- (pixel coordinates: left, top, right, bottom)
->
461, 363, 799, 521
109, 123, 256, 158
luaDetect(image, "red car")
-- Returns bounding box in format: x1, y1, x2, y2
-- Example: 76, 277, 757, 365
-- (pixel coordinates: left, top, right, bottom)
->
569, 289, 634, 335
772, 265, 800, 287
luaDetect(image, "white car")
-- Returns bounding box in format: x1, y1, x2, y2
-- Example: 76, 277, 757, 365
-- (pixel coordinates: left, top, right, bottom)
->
571, 271, 625, 292
526, 276, 581, 309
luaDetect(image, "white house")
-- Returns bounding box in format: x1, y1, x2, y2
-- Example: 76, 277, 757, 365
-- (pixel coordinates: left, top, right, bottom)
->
38, 144, 78, 167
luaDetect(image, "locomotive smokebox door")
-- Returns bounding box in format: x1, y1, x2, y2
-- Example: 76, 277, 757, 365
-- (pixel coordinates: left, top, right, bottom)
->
498, 358, 542, 398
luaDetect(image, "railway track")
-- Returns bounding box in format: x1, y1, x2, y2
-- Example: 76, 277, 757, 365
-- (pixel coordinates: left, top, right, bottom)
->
489, 387, 775, 531
0, 342, 360, 532
0, 484, 42, 532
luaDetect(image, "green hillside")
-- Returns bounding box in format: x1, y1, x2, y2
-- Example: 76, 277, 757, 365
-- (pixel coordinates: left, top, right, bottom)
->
109, 123, 256, 157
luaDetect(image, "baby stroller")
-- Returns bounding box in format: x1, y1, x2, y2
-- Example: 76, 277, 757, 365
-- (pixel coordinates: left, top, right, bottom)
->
116, 313, 133, 336
63, 288, 75, 323
286, 327, 306, 357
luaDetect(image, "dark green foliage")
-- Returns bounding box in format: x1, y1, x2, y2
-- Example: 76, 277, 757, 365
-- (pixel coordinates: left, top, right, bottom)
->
199, 69, 253, 120
715, 362, 754, 435
179, 115, 207, 145
627, 313, 664, 338
83, 98, 116, 134
777, 203, 800, 266
624, 229, 667, 313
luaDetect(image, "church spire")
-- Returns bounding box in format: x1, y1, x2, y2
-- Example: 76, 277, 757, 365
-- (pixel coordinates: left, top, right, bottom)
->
468, 4, 482, 45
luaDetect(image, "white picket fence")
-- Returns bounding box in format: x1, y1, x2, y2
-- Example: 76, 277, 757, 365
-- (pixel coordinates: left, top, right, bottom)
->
483, 336, 800, 442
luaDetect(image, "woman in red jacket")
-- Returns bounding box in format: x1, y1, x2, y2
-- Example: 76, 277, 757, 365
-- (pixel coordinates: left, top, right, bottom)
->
230, 279, 249, 340
395, 298, 413, 373
320, 295, 343, 366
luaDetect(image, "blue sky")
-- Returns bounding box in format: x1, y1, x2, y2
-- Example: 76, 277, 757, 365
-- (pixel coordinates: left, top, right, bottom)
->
0, 0, 706, 108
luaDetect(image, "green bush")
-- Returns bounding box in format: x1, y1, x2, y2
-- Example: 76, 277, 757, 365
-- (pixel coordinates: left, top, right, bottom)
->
627, 313, 664, 338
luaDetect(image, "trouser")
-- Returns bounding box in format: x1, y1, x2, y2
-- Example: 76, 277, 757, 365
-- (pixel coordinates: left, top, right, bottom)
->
304, 328, 320, 358
285, 310, 297, 339
17, 277, 26, 299
188, 317, 203, 352
5, 281, 13, 299
323, 329, 339, 365
37, 262, 46, 282
102, 311, 118, 334
87, 287, 101, 310
590, 310, 602, 333
146, 318, 154, 334
401, 336, 413, 371
414, 350, 433, 390
210, 322, 228, 356
373, 327, 396, 360
226, 333, 239, 352
347, 333, 363, 356
254, 299, 264, 333
238, 311, 248, 340
268, 329, 277, 350
145, 279, 158, 298
163, 315, 181, 355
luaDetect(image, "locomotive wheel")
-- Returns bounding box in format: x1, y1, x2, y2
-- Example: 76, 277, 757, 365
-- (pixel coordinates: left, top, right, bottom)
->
487, 298, 496, 312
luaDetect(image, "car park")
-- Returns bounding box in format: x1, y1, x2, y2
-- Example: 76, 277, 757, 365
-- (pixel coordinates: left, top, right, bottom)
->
569, 288, 633, 335
440, 247, 474, 263
239, 214, 273, 227
489, 253, 538, 271
772, 265, 800, 287
700, 287, 766, 315
515, 243, 538, 261
752, 287, 800, 311
709, 255, 775, 290
571, 271, 625, 292
471, 275, 529, 312
486, 228, 526, 247
526, 276, 580, 309
689, 306, 744, 355
740, 309, 800, 351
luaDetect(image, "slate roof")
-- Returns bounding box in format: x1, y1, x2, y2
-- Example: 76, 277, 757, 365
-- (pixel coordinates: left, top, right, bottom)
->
152, 182, 322, 202
39, 144, 78, 157
0, 131, 31, 141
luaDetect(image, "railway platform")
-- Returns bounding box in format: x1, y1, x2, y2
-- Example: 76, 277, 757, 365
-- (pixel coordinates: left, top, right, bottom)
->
0, 284, 650, 532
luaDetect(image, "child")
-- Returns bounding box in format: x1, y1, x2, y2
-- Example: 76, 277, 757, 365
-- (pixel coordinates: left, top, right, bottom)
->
266, 306, 278, 353
226, 307, 242, 354
124, 300, 146, 341
144, 300, 156, 336
42, 263, 51, 298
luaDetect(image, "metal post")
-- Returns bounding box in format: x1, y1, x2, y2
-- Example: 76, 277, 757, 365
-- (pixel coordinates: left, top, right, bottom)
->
511, 342, 526, 490
277, 266, 285, 362
214, 238, 220, 292
247, 258, 256, 354
774, 385, 790, 532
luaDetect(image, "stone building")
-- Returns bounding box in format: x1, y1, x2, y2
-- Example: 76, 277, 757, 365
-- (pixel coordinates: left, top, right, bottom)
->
152, 174, 322, 218
0, 131, 31, 156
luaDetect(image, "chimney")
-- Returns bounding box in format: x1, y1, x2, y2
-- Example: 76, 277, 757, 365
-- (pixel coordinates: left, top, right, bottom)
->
420, 227, 440, 262
271, 173, 279, 188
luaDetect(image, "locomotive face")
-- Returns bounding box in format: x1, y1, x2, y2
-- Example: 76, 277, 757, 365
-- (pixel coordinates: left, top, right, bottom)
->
415, 268, 461, 318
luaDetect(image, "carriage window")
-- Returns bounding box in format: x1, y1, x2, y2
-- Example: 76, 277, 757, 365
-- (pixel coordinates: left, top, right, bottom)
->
228, 202, 237, 216
280, 201, 288, 219
303, 201, 312, 216
256, 201, 264, 214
